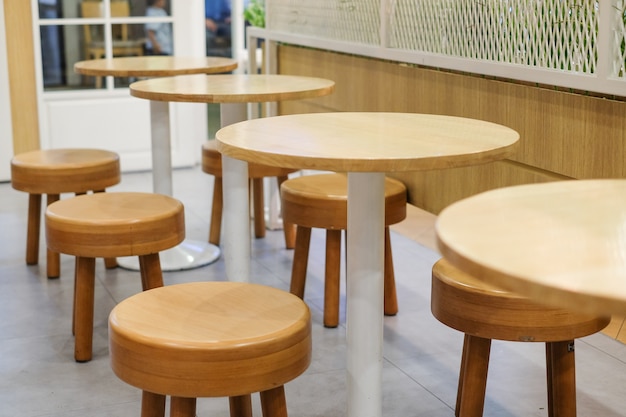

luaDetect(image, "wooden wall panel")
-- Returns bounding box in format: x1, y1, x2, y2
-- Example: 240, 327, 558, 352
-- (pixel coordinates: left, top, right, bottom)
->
277, 45, 626, 213
4, 0, 40, 153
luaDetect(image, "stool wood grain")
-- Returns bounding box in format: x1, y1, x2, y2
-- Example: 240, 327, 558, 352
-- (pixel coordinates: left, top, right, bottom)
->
202, 140, 298, 248
109, 281, 311, 417
45, 192, 184, 362
281, 173, 407, 327
431, 259, 610, 417
11, 148, 121, 278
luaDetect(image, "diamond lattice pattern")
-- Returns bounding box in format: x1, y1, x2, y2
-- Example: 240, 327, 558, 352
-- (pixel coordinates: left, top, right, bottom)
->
267, 0, 626, 78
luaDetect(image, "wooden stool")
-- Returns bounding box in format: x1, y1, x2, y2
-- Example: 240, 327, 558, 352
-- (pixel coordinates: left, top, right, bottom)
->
45, 192, 185, 362
281, 173, 407, 328
109, 281, 311, 417
202, 140, 298, 247
431, 259, 610, 417
11, 148, 121, 278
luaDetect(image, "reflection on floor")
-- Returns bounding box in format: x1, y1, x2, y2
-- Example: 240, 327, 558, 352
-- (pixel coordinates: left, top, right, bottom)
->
1, 166, 625, 417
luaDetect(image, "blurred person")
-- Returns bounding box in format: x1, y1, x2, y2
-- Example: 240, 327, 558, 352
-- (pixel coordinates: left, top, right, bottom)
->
145, 0, 173, 55
205, 0, 232, 56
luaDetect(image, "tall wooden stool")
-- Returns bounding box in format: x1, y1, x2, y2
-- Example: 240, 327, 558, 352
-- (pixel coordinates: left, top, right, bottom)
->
45, 192, 185, 362
109, 281, 311, 417
431, 259, 610, 417
281, 173, 407, 328
202, 140, 298, 248
10, 148, 121, 278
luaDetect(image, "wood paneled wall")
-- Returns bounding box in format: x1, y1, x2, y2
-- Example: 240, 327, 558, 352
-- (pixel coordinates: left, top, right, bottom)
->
4, 0, 40, 153
276, 45, 626, 214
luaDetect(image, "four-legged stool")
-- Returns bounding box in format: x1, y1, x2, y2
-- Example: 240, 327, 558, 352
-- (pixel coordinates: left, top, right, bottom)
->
109, 281, 311, 417
202, 140, 298, 248
431, 259, 610, 417
45, 192, 185, 362
10, 148, 121, 278
281, 173, 407, 327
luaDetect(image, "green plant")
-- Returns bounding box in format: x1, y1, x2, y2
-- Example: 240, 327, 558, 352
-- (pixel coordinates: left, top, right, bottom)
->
244, 0, 265, 28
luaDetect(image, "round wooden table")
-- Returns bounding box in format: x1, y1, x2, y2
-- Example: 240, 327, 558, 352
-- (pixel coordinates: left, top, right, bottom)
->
74, 56, 237, 79
130, 73, 334, 272
216, 112, 519, 417
74, 56, 237, 271
436, 179, 626, 317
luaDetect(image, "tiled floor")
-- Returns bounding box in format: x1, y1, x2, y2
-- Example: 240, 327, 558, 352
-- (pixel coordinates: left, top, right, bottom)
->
2, 165, 626, 417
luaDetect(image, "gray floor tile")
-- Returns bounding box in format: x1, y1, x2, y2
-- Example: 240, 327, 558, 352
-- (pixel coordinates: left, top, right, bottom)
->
1, 166, 626, 416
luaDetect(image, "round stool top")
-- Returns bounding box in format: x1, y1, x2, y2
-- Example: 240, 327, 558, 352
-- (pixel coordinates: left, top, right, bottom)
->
281, 173, 407, 229
109, 281, 312, 397
431, 259, 610, 342
11, 148, 120, 194
45, 192, 184, 258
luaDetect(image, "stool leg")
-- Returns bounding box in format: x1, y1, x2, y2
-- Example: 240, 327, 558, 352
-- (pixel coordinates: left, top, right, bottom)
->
383, 227, 398, 316
141, 391, 166, 417
94, 189, 118, 269
276, 176, 296, 249
457, 334, 491, 417
74, 256, 96, 362
26, 193, 41, 266
170, 397, 196, 417
138, 253, 164, 290
260, 385, 288, 417
252, 178, 266, 238
46, 194, 61, 278
546, 341, 577, 417
209, 177, 223, 246
229, 394, 253, 417
324, 229, 342, 328
290, 226, 312, 298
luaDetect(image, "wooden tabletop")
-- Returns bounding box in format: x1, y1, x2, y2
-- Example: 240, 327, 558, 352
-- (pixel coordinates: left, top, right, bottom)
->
129, 74, 335, 103
436, 179, 626, 316
216, 112, 519, 172
74, 56, 237, 77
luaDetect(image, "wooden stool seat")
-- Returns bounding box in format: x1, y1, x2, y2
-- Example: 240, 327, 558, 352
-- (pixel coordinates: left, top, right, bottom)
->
45, 192, 185, 362
202, 140, 298, 247
281, 173, 407, 327
11, 148, 121, 278
431, 259, 610, 417
109, 281, 311, 417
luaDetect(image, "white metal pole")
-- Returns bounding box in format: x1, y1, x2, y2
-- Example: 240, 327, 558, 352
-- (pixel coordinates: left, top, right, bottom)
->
346, 172, 385, 417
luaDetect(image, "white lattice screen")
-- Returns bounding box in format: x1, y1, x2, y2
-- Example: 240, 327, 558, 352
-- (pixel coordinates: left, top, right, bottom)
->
267, 0, 381, 44
266, 0, 626, 80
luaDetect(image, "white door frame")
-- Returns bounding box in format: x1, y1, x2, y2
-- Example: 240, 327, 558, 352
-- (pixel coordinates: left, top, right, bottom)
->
32, 0, 207, 173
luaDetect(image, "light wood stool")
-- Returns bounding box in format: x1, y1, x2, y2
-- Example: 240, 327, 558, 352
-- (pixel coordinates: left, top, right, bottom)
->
431, 259, 610, 417
109, 281, 311, 417
202, 140, 298, 247
45, 192, 185, 362
11, 148, 121, 278
281, 173, 407, 328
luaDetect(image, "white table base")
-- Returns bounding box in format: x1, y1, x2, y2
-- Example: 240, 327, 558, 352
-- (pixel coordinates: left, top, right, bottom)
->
117, 240, 221, 271
346, 172, 385, 417
125, 100, 221, 272
221, 102, 251, 282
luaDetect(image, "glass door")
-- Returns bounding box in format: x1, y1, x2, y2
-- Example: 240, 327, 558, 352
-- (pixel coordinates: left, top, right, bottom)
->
37, 0, 174, 91
32, 0, 208, 173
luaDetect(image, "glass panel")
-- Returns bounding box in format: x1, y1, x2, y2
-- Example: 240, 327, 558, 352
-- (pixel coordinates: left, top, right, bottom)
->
128, 0, 172, 18
40, 24, 93, 90
38, 1, 62, 19
63, 0, 173, 19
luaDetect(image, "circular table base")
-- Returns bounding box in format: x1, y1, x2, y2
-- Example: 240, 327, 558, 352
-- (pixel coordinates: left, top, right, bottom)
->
117, 239, 221, 272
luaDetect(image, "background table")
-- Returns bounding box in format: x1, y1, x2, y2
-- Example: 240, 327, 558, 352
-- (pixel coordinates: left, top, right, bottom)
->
130, 73, 334, 271
216, 112, 519, 417
436, 179, 626, 317
75, 56, 237, 270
